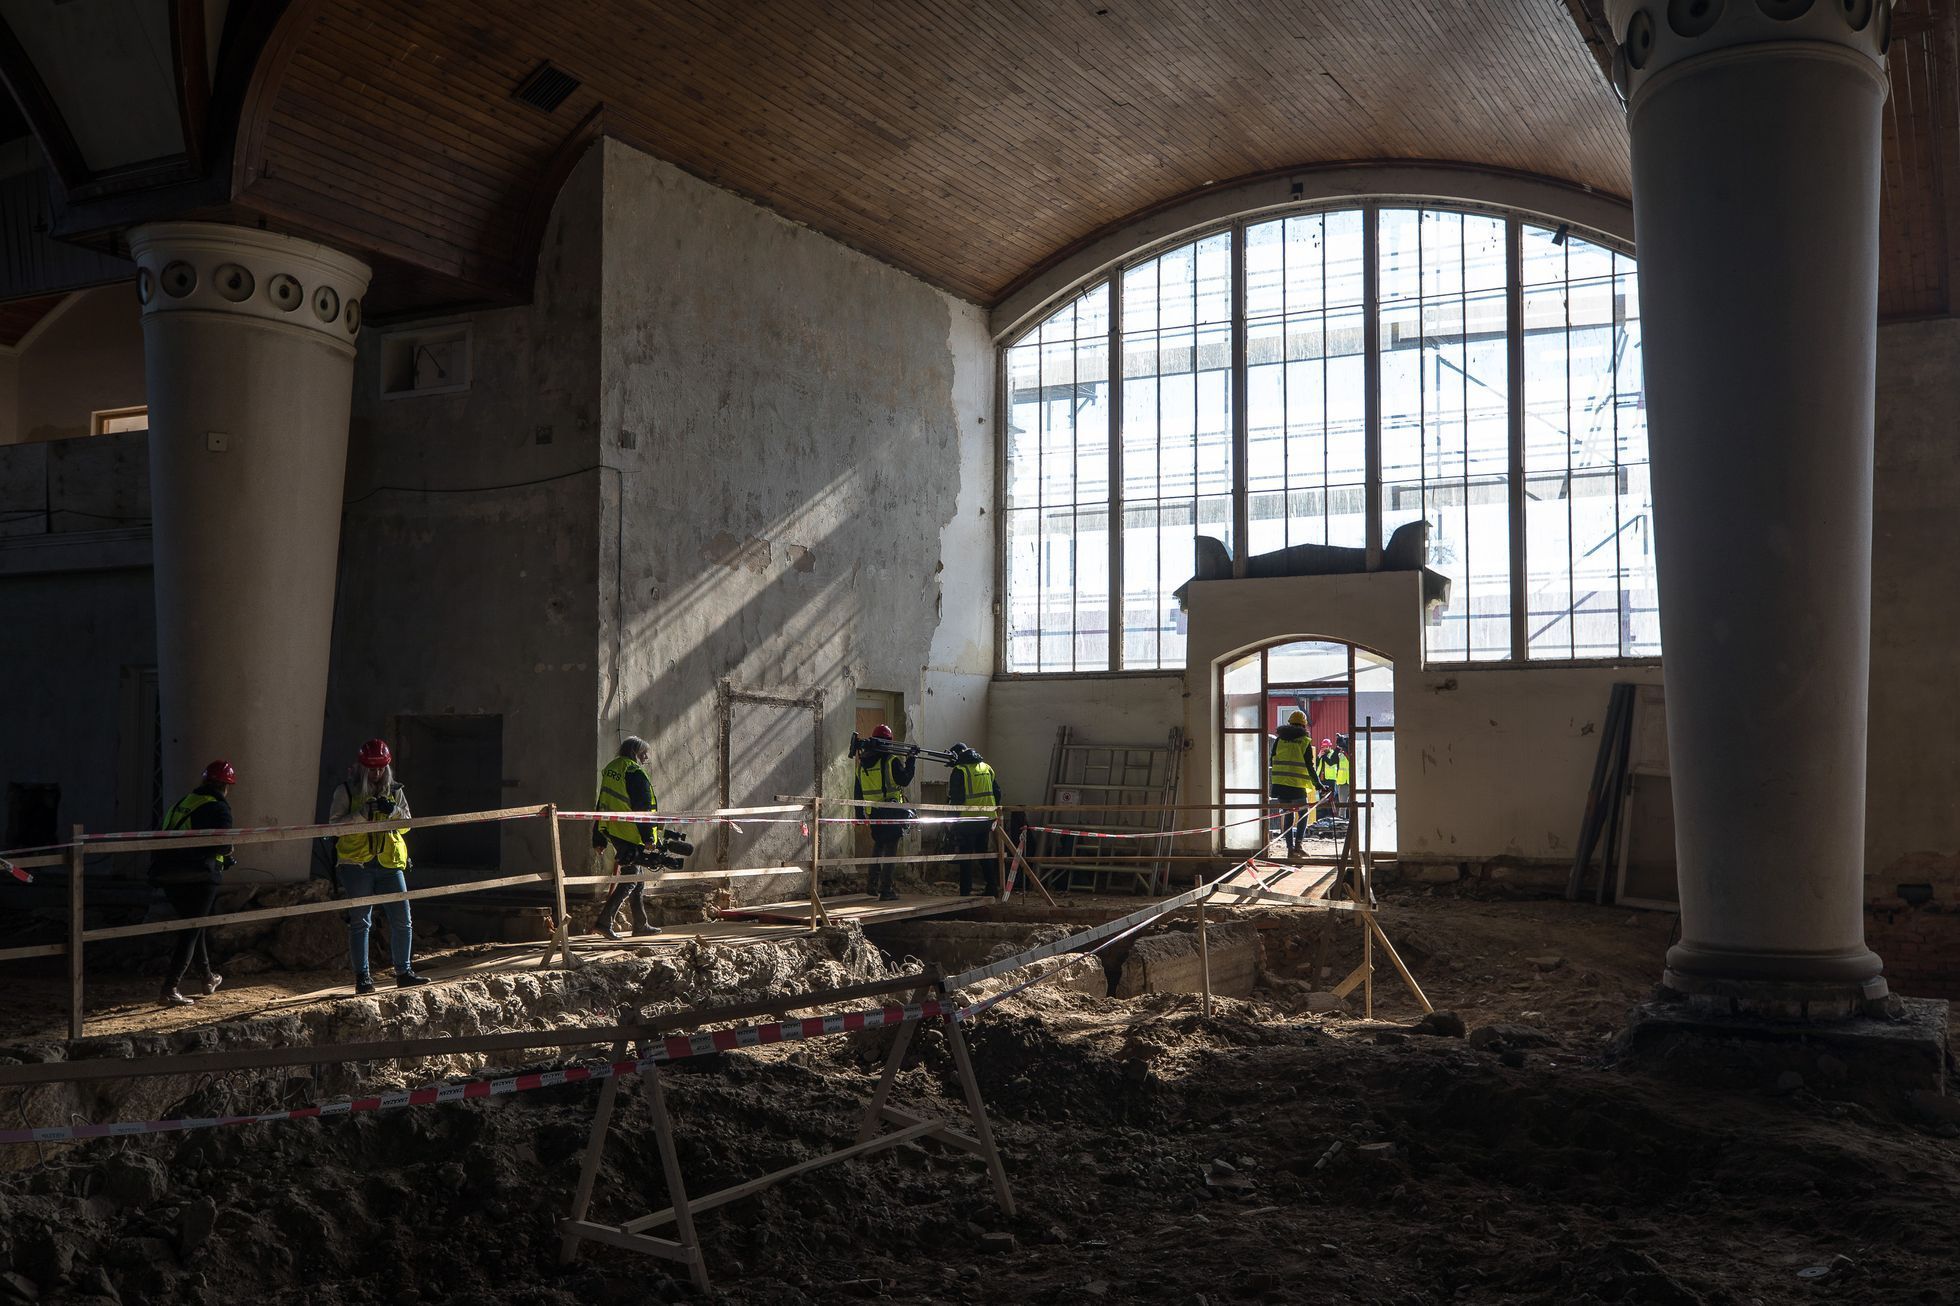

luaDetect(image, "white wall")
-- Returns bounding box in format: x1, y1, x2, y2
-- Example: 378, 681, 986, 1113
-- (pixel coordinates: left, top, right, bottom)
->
986, 674, 1187, 806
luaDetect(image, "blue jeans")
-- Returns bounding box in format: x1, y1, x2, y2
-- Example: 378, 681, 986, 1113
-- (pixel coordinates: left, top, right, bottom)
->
338, 862, 413, 977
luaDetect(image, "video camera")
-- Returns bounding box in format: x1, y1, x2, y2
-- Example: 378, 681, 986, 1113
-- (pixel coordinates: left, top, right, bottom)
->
848, 731, 958, 766
620, 832, 694, 872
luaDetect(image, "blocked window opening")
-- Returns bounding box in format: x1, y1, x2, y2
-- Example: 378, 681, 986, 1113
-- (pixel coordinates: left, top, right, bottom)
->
390, 715, 503, 870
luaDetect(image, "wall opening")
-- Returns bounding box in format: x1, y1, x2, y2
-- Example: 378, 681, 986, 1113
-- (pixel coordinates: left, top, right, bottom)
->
5, 781, 59, 851
1218, 637, 1395, 852
391, 714, 503, 870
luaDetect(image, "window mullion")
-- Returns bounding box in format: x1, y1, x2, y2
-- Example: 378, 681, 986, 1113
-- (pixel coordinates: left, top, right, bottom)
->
1363, 203, 1383, 569
1507, 216, 1527, 661
1108, 275, 1124, 672
1231, 221, 1249, 578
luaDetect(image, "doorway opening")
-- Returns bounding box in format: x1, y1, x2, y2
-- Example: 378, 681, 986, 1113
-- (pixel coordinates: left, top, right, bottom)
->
1218, 637, 1396, 853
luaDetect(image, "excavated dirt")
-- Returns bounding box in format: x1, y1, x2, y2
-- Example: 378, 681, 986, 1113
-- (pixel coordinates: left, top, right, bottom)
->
1, 889, 1958, 1304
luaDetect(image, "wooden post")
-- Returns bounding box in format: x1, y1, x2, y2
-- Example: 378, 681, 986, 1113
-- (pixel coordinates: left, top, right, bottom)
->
560, 1039, 627, 1263
66, 824, 84, 1042
994, 819, 1009, 902
540, 805, 571, 969
940, 1005, 1016, 1218
1195, 872, 1213, 1017
643, 1062, 711, 1291
807, 796, 827, 930
1362, 910, 1374, 1020
1366, 913, 1435, 1014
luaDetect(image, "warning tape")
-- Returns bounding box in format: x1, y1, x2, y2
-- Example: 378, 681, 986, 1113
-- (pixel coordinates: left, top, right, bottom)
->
0, 999, 955, 1147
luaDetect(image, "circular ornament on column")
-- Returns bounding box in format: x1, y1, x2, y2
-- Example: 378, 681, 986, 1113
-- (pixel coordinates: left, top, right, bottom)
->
344, 298, 362, 334
268, 273, 303, 311
1839, 0, 1873, 30
1626, 8, 1657, 68
136, 267, 154, 305
1757, 0, 1812, 17
1667, 0, 1724, 37
311, 284, 340, 323
160, 261, 197, 298
214, 263, 255, 302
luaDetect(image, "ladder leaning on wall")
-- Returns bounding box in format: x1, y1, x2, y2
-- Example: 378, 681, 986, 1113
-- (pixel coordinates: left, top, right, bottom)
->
1032, 725, 1185, 895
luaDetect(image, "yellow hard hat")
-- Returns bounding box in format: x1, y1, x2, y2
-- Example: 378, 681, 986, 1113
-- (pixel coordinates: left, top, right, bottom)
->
1286, 710, 1307, 726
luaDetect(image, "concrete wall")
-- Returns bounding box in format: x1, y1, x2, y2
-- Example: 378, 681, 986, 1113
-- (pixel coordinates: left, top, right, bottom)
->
597, 140, 994, 826
1866, 316, 1960, 992
2, 286, 145, 445
326, 145, 606, 874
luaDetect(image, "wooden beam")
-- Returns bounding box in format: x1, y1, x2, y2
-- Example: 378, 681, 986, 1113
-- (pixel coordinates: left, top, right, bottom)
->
0, 972, 936, 1086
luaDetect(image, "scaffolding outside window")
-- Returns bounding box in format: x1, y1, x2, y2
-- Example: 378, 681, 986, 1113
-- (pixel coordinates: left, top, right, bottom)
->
1000, 202, 1657, 672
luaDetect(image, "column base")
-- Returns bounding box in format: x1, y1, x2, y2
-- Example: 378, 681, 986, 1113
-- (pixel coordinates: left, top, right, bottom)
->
1615, 994, 1948, 1103
1664, 940, 1887, 1021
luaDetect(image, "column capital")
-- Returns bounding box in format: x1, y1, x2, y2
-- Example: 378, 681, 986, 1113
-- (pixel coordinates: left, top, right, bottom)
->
128, 222, 372, 352
1604, 0, 1893, 105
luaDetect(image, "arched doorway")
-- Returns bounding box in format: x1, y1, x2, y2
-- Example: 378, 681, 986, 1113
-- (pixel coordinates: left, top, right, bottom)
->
1218, 637, 1396, 853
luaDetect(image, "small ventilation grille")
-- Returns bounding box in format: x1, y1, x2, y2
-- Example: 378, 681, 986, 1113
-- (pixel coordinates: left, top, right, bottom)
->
514, 62, 580, 113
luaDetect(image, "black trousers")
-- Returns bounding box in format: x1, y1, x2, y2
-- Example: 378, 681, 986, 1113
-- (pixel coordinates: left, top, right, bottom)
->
1270, 786, 1310, 852
867, 809, 908, 894
160, 880, 219, 990
602, 834, 652, 916
953, 820, 996, 896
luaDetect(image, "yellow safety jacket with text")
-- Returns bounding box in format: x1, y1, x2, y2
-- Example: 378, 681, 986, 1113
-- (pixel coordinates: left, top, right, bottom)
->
954, 761, 998, 815
1327, 753, 1352, 787
335, 784, 410, 869
1269, 737, 1317, 792
597, 756, 657, 846
857, 756, 903, 805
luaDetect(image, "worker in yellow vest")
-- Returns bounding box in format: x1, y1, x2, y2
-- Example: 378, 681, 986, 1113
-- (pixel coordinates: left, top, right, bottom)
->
1318, 736, 1353, 820
594, 736, 663, 939
947, 743, 1002, 897
328, 737, 428, 994
1268, 711, 1319, 859
853, 724, 915, 901
149, 759, 237, 1007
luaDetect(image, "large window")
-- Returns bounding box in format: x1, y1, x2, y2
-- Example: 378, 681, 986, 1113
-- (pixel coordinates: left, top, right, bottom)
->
1001, 203, 1656, 672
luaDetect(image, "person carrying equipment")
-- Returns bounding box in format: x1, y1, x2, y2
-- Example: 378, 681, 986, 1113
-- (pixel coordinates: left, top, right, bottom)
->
1269, 711, 1319, 858
853, 724, 914, 901
947, 743, 1002, 897
594, 736, 665, 939
329, 738, 429, 994
1318, 735, 1353, 820
150, 760, 236, 1007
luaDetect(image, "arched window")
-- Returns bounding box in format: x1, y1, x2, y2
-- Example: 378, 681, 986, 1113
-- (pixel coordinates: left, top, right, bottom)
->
1001, 203, 1657, 672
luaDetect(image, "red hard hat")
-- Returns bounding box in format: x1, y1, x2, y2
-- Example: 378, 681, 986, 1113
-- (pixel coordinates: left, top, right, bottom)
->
1319, 739, 1332, 749
202, 759, 236, 786
357, 738, 392, 769
870, 724, 894, 740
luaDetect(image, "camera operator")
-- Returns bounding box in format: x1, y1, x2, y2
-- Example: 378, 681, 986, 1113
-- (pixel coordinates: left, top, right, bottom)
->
852, 724, 915, 901
329, 738, 430, 994
594, 735, 672, 939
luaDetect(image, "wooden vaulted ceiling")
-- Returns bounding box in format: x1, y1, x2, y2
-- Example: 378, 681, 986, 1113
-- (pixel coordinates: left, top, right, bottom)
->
6, 0, 1960, 320
232, 0, 1637, 313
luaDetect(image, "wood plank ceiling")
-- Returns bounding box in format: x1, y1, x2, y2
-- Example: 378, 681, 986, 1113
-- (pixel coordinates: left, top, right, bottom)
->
161, 0, 1960, 322
237, 0, 1635, 314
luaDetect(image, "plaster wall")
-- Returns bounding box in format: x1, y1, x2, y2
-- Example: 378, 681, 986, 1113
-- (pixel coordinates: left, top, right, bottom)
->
596, 140, 994, 828
1868, 317, 1960, 906
7, 286, 144, 444
986, 675, 1188, 807
326, 146, 606, 875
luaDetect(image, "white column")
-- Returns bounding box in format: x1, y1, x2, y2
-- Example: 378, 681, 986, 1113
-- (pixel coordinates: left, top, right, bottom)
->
1605, 0, 1892, 1016
129, 223, 371, 879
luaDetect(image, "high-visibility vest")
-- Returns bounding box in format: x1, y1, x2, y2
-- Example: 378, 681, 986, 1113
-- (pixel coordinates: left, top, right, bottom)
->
596, 755, 657, 846
953, 761, 998, 815
163, 791, 216, 832
1269, 737, 1317, 792
1328, 753, 1352, 787
857, 756, 903, 805
335, 783, 410, 869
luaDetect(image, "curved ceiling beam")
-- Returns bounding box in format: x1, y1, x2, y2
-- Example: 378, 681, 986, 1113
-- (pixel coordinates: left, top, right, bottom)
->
989, 160, 1635, 342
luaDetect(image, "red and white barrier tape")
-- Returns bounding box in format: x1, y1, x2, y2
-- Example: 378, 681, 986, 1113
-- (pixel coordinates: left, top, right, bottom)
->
0, 998, 955, 1147
1, 858, 27, 884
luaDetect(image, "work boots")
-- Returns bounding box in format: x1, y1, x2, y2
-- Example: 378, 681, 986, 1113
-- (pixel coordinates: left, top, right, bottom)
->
597, 894, 625, 941
630, 895, 659, 937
